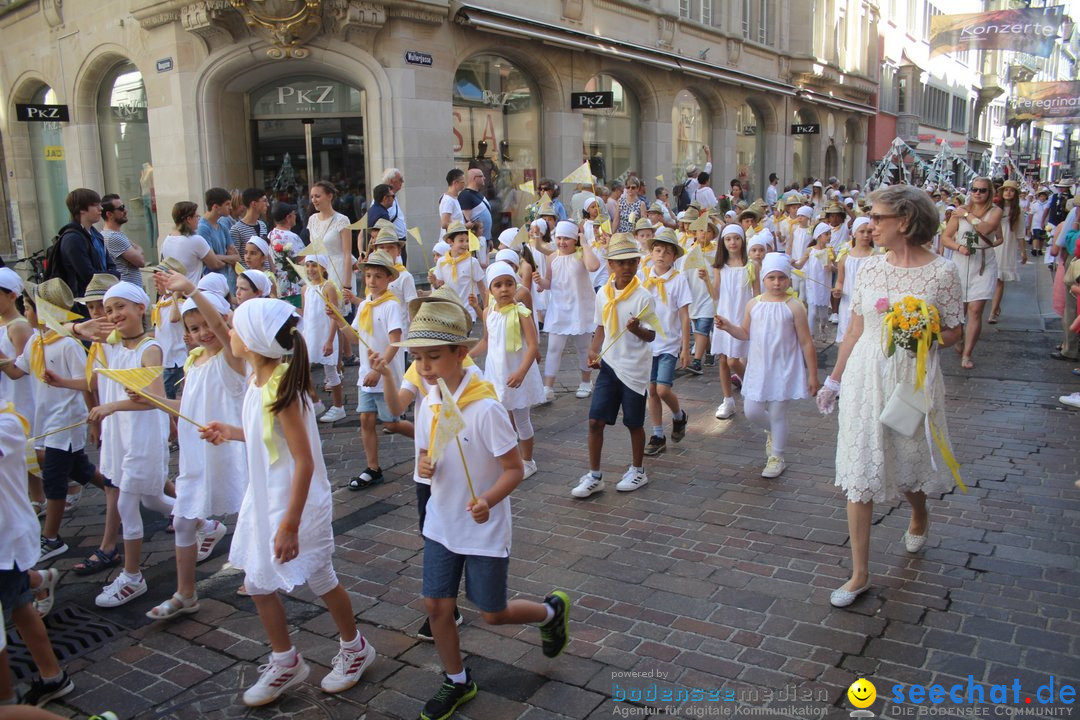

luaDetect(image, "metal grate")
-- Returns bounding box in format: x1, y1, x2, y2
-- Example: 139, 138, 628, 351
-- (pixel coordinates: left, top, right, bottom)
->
4, 605, 125, 682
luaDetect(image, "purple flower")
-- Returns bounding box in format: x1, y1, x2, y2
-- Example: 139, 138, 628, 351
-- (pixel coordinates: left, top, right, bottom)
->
875, 297, 889, 314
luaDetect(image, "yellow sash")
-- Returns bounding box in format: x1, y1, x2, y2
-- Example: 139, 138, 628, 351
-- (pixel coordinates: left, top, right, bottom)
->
602, 275, 642, 338
497, 302, 532, 352
744, 262, 756, 287
260, 363, 289, 464
30, 332, 65, 381
183, 346, 209, 375
393, 263, 407, 274
0, 401, 30, 436
404, 356, 476, 389
151, 296, 175, 326
358, 291, 396, 335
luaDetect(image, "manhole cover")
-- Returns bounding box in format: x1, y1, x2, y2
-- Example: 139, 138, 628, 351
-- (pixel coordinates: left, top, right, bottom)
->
4, 605, 125, 682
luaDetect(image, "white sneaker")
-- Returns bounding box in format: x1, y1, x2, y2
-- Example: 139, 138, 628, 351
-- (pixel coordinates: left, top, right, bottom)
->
522, 459, 538, 479
319, 406, 346, 423
313, 401, 326, 415
195, 520, 228, 563
1060, 392, 1080, 409
761, 455, 786, 478
320, 638, 375, 694
714, 397, 735, 419
571, 473, 604, 498
33, 568, 61, 617
95, 573, 148, 608
542, 386, 556, 404
575, 382, 593, 399
243, 653, 311, 707
616, 467, 648, 492
829, 312, 840, 324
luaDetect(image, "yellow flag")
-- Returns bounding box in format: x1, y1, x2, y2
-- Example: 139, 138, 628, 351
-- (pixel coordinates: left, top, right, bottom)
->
561, 161, 593, 185
408, 227, 423, 246
512, 226, 529, 248
517, 180, 535, 196
296, 236, 330, 257
35, 298, 80, 337
655, 174, 665, 186
682, 243, 708, 271
288, 258, 310, 285
234, 262, 248, 276
429, 378, 467, 462
599, 219, 612, 235
688, 214, 710, 233
347, 216, 368, 231
636, 303, 666, 338
95, 365, 164, 391
468, 230, 481, 252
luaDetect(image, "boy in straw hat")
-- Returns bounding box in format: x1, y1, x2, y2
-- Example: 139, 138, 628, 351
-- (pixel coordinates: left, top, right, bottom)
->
370, 226, 417, 312
391, 299, 571, 720
431, 221, 485, 322
573, 234, 657, 498
639, 230, 691, 459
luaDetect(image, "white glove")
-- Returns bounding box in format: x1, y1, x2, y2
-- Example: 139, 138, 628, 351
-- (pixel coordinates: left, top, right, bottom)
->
816, 376, 841, 415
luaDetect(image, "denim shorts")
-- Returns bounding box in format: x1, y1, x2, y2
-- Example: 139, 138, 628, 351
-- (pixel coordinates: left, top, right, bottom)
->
0, 565, 32, 617
691, 317, 714, 336
42, 446, 97, 500
164, 366, 184, 400
650, 353, 678, 387
422, 537, 509, 613
357, 391, 400, 423
589, 361, 647, 428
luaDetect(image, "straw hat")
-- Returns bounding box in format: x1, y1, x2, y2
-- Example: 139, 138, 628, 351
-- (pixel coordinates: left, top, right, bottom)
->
35, 277, 75, 310
783, 193, 803, 207
443, 220, 468, 239
633, 218, 656, 233
360, 249, 400, 280
393, 299, 478, 348
1000, 180, 1020, 191
738, 206, 760, 222
407, 286, 473, 333
142, 256, 188, 275
372, 218, 396, 232
824, 202, 846, 215
373, 227, 402, 246
604, 234, 642, 260
648, 201, 667, 215
648, 228, 685, 257
74, 273, 120, 303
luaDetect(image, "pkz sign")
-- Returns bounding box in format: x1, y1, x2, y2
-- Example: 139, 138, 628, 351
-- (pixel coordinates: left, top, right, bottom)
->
15, 104, 70, 122
571, 92, 614, 110
791, 124, 820, 135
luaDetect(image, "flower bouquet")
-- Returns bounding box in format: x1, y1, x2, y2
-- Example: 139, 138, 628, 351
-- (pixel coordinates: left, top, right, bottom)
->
883, 296, 942, 390
270, 238, 303, 298
961, 230, 981, 254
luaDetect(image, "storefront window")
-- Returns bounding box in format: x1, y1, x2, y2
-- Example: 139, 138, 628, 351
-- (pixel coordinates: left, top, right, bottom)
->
97, 62, 155, 253
671, 90, 709, 186
453, 55, 539, 231
792, 109, 815, 186
582, 75, 638, 187
27, 85, 69, 250
735, 103, 761, 198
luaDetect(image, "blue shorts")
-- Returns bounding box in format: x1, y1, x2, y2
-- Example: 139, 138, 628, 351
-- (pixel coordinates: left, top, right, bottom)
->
589, 361, 647, 429
422, 537, 509, 613
0, 565, 32, 617
650, 353, 678, 387
42, 446, 97, 500
691, 317, 713, 336
357, 391, 401, 423
163, 366, 184, 400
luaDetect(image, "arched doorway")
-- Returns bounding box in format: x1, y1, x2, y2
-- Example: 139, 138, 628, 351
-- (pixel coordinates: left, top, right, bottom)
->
824, 143, 839, 182
582, 74, 638, 186
844, 118, 860, 184
792, 108, 817, 186
26, 84, 69, 248
671, 89, 709, 188
735, 102, 763, 198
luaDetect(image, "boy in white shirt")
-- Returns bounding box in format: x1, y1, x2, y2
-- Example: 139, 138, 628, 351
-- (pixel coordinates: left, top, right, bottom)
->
371, 227, 417, 314
639, 229, 691, 458
431, 222, 485, 322
439, 168, 466, 230
788, 206, 814, 300
573, 235, 657, 499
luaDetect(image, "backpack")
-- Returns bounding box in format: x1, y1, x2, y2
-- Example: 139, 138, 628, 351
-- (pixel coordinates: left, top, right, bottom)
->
43, 234, 65, 281
673, 181, 692, 212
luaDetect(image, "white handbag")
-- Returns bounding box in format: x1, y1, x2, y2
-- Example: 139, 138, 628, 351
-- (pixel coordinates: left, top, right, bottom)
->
879, 381, 927, 437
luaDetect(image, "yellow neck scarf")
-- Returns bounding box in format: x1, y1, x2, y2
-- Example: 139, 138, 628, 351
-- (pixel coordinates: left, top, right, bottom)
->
151, 296, 175, 327
85, 341, 108, 390
0, 401, 30, 436
183, 346, 209, 375
442, 252, 471, 281
642, 267, 679, 304
30, 332, 65, 381
602, 275, 641, 337
393, 262, 407, 274
259, 363, 289, 465
497, 302, 532, 352
404, 357, 476, 390
359, 290, 396, 335
427, 373, 499, 452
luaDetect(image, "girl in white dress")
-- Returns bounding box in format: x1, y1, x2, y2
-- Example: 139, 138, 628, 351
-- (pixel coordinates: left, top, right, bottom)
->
301, 257, 344, 422
528, 219, 552, 324
940, 177, 1003, 370
89, 283, 172, 608
708, 224, 758, 421
989, 180, 1027, 323
787, 207, 814, 300
714, 253, 818, 479
146, 274, 247, 621
795, 222, 836, 341
0, 270, 39, 501
201, 299, 374, 707
472, 262, 545, 479
683, 220, 719, 374
582, 199, 610, 290
534, 220, 601, 402
834, 216, 874, 344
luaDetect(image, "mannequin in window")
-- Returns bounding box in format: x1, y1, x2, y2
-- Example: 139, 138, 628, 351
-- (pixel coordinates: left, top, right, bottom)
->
468, 141, 499, 200
140, 162, 157, 245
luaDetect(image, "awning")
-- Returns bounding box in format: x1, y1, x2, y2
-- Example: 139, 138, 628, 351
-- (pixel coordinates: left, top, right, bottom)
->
453, 3, 877, 116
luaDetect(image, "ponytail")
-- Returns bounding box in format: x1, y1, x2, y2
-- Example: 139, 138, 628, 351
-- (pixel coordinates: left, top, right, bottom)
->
268, 317, 313, 415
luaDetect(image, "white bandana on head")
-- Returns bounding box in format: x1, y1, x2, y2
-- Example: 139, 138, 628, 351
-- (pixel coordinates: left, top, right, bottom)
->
721, 224, 745, 239
432, 241, 451, 257
246, 237, 271, 258
103, 282, 150, 308
232, 298, 297, 359
485, 261, 517, 287
762, 252, 792, 278
0, 268, 22, 295
197, 273, 230, 299
240, 270, 272, 297
813, 222, 832, 239
852, 216, 871, 234
554, 220, 579, 238
494, 249, 520, 267
181, 292, 231, 317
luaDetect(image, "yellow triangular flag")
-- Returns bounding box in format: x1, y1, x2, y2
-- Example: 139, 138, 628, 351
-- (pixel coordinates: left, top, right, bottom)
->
95, 365, 164, 391
234, 262, 247, 276
429, 378, 467, 462
517, 180, 535, 196
512, 226, 528, 248
468, 230, 481, 253
599, 219, 612, 235
296, 236, 330, 257
688, 214, 710, 233
655, 174, 665, 186
408, 227, 423, 246
561, 161, 593, 185
347, 216, 368, 231
288, 258, 310, 285
636, 302, 666, 339
35, 298, 80, 337
682, 243, 708, 271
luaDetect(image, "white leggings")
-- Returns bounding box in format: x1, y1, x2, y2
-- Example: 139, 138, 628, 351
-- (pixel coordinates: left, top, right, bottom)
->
808, 304, 828, 333
173, 516, 199, 548
543, 333, 591, 379
118, 490, 175, 541
322, 363, 342, 388
245, 560, 339, 597
510, 407, 534, 441
742, 399, 792, 456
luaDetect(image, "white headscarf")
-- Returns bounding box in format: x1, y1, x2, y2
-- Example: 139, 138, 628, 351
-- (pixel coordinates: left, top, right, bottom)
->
232, 298, 297, 359
554, 220, 579, 238
494, 249, 520, 267
240, 269, 272, 297
761, 252, 792, 278
530, 218, 548, 234
851, 216, 871, 234
196, 273, 229, 299
433, 240, 451, 257
181, 292, 231, 317
813, 222, 832, 239
721, 224, 745, 239
485, 261, 518, 287
497, 228, 519, 248
103, 283, 150, 308
0, 268, 22, 294
246, 237, 271, 258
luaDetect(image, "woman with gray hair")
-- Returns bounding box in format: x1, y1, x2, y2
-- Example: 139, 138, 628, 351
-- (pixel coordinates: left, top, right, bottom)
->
818, 185, 964, 608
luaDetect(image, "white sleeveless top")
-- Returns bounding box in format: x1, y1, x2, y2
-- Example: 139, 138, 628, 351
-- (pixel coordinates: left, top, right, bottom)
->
484, 304, 545, 411
837, 252, 873, 344
301, 281, 338, 365
543, 253, 594, 335
741, 299, 808, 403
0, 320, 35, 425
710, 265, 754, 358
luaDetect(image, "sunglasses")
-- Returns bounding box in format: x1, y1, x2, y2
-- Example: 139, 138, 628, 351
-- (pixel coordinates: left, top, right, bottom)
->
971, 187, 990, 194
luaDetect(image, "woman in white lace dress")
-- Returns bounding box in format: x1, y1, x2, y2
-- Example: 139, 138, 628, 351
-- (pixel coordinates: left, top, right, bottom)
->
818, 185, 964, 609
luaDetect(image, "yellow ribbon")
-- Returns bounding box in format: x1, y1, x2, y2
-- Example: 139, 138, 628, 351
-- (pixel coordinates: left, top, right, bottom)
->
85, 342, 108, 390
404, 356, 476, 389
393, 263, 407, 274
358, 290, 397, 335
745, 262, 756, 287
427, 374, 499, 453
498, 302, 532, 352
151, 296, 175, 327
642, 267, 679, 304
260, 363, 289, 465
601, 275, 642, 337
183, 346, 206, 375
929, 419, 967, 493
441, 252, 472, 281
30, 332, 64, 381
0, 401, 31, 436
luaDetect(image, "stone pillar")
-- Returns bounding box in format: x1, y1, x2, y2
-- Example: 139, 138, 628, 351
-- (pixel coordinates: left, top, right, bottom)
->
544, 110, 583, 188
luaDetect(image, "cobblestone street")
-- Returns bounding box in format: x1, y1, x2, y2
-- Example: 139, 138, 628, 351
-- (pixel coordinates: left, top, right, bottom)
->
7, 263, 1079, 720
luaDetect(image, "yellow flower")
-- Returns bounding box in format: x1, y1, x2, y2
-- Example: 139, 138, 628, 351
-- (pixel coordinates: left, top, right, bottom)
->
913, 329, 922, 339
931, 322, 941, 333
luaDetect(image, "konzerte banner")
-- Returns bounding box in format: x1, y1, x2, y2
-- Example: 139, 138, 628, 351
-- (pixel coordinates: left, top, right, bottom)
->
1007, 81, 1080, 121
930, 7, 1066, 58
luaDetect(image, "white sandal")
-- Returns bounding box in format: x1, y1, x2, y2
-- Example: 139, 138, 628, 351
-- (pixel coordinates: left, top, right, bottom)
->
145, 592, 200, 620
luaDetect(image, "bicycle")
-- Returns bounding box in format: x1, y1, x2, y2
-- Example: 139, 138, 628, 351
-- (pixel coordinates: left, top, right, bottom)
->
14, 248, 48, 284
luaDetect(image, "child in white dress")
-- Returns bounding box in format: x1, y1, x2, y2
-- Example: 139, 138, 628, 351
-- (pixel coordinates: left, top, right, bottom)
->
201, 299, 374, 707
795, 222, 836, 340
301, 257, 344, 422
709, 224, 759, 420
833, 217, 874, 344
714, 254, 818, 479
788, 207, 814, 300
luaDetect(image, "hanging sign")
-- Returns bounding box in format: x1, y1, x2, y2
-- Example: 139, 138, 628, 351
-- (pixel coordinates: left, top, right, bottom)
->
571, 92, 614, 110
930, 7, 1066, 58
15, 104, 69, 122
791, 124, 820, 135
404, 51, 433, 67
1006, 81, 1080, 121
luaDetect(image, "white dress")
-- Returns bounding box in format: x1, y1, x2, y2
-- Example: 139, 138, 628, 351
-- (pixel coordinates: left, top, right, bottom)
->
741, 299, 807, 403
952, 216, 998, 302
530, 249, 549, 316
710, 265, 754, 358
484, 304, 545, 411
99, 339, 170, 494
804, 247, 832, 307
836, 252, 873, 344
543, 253, 594, 336
307, 212, 354, 293
173, 351, 247, 520
0, 320, 34, 425
229, 384, 335, 593
835, 255, 963, 504
302, 282, 339, 366
995, 211, 1023, 283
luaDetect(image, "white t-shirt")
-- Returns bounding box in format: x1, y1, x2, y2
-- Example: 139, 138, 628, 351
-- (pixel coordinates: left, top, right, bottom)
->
162, 233, 212, 285
694, 186, 718, 211
1030, 199, 1051, 230
434, 254, 484, 320
638, 268, 691, 357
765, 184, 779, 207
439, 193, 464, 225
592, 284, 654, 395
416, 378, 519, 557
153, 297, 188, 368
676, 245, 717, 320
352, 295, 405, 393
0, 409, 40, 570
15, 336, 87, 452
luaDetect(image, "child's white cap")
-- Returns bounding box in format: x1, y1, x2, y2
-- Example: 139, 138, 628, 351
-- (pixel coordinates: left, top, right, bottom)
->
498, 227, 519, 248
554, 220, 579, 238
724, 210, 737, 220
813, 222, 832, 239
196, 272, 229, 299
304, 254, 329, 268
851, 216, 871, 234
753, 228, 775, 250
796, 206, 814, 219
748, 234, 769, 250
485, 261, 517, 287
232, 298, 297, 359
433, 240, 451, 256
181, 291, 230, 317
494, 248, 520, 266
530, 218, 548, 234
761, 252, 792, 278
240, 269, 272, 297
103, 282, 149, 308
246, 237, 271, 257
721, 224, 745, 239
